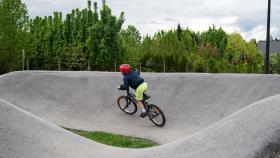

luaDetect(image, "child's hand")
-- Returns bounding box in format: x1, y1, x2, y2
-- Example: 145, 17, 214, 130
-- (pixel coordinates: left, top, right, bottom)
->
118, 85, 125, 90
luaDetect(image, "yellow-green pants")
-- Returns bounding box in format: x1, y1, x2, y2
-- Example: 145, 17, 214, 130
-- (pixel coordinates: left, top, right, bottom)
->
135, 82, 148, 100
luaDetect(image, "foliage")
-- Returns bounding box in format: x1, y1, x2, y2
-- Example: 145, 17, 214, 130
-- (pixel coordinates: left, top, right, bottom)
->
225, 33, 263, 73
0, 0, 29, 73
271, 54, 280, 74
1, 1, 276, 74
201, 25, 227, 57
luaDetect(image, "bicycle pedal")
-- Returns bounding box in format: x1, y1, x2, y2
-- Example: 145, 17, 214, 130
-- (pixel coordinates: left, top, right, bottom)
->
139, 112, 148, 118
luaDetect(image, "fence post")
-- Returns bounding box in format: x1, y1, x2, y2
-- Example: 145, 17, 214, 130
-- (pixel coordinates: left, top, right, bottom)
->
163, 60, 166, 73
115, 60, 117, 72
22, 49, 25, 70
27, 58, 29, 70
58, 59, 61, 71
207, 61, 209, 73
88, 60, 90, 71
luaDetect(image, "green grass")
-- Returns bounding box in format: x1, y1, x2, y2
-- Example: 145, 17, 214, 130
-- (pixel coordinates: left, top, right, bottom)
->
63, 127, 159, 148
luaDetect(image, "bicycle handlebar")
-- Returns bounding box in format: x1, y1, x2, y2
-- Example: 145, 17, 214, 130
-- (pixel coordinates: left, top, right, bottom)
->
118, 85, 129, 92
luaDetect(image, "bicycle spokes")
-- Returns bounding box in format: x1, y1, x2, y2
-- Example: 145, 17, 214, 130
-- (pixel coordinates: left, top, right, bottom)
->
149, 110, 160, 120
147, 104, 166, 127
117, 96, 138, 115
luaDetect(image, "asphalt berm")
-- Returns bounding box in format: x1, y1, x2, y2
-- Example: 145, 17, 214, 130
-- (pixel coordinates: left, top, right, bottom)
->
1, 71, 280, 158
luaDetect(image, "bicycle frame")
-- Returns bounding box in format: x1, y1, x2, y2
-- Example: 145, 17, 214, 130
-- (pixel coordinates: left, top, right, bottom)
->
125, 89, 149, 110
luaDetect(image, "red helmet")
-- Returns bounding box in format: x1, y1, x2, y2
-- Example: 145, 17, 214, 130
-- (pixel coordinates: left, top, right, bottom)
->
119, 64, 131, 74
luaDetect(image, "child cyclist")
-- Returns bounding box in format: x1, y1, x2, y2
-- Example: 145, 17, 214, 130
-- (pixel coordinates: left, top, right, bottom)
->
118, 64, 148, 118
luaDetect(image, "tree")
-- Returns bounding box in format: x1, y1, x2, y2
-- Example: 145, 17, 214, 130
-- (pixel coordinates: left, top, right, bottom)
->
246, 39, 263, 72
61, 45, 86, 70
118, 25, 141, 68
270, 54, 280, 74
87, 0, 124, 70
177, 24, 182, 41
0, 0, 265, 74
201, 25, 227, 57
0, 0, 29, 73
225, 33, 247, 67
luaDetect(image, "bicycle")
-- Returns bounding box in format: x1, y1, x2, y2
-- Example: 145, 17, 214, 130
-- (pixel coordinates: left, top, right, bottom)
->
117, 89, 166, 127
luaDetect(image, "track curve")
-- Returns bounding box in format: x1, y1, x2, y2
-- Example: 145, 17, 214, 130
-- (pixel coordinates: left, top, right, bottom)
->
0, 71, 280, 158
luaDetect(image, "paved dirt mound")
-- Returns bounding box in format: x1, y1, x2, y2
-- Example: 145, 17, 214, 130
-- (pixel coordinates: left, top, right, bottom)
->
0, 71, 280, 158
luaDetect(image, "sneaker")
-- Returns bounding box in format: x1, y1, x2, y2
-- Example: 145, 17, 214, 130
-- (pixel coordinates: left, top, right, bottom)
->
139, 112, 148, 118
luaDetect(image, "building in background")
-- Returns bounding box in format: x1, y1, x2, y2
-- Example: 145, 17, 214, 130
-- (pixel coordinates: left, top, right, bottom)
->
258, 41, 280, 55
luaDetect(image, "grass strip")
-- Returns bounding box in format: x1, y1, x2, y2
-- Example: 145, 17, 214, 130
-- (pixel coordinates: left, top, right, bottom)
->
63, 127, 159, 148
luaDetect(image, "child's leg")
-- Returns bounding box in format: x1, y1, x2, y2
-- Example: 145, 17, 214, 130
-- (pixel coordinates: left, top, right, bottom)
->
137, 100, 145, 112
135, 82, 148, 112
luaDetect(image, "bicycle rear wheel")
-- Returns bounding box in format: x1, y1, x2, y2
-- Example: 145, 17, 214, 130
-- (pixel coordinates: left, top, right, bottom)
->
147, 104, 166, 127
117, 96, 137, 115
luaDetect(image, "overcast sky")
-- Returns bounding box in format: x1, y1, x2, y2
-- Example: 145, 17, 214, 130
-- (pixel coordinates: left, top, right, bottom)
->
22, 0, 280, 41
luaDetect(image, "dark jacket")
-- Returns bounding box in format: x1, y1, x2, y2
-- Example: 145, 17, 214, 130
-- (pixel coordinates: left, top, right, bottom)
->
120, 71, 144, 90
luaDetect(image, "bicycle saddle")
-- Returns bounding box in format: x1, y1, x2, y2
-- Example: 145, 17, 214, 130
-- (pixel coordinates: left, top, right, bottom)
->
143, 93, 151, 100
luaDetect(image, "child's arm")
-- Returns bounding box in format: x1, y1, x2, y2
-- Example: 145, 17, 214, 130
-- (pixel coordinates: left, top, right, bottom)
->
119, 77, 129, 90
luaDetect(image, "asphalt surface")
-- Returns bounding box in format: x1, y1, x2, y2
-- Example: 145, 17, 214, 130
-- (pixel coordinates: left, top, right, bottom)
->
0, 71, 280, 158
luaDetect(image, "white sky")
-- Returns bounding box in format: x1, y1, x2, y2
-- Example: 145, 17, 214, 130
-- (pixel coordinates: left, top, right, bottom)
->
23, 0, 280, 41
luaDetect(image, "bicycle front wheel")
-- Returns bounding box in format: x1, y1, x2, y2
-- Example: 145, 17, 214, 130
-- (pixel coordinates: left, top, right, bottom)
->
148, 104, 166, 127
117, 96, 137, 115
